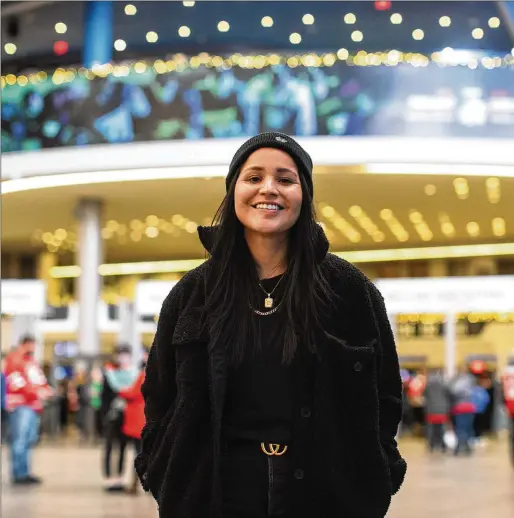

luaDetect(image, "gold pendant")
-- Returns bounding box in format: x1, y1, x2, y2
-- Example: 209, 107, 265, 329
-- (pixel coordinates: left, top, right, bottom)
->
264, 297, 274, 309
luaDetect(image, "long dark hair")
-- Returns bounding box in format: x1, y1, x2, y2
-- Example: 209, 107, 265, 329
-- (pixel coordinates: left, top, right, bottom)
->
204, 172, 335, 365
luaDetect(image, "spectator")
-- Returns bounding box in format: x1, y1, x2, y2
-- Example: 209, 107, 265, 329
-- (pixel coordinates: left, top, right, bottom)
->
101, 345, 137, 491
118, 368, 146, 494
423, 369, 450, 453
4, 335, 53, 484
449, 367, 477, 456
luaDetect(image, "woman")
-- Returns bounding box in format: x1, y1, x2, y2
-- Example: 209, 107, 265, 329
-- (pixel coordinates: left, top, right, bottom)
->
136, 132, 406, 518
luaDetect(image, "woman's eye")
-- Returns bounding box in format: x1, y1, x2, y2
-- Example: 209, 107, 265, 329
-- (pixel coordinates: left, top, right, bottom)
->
279, 178, 294, 184
248, 176, 261, 183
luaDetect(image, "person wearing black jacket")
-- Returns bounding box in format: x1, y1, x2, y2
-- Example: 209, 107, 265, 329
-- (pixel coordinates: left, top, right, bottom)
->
135, 132, 407, 518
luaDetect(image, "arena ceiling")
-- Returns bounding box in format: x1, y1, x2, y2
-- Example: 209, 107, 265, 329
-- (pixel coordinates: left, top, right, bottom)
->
2, 167, 513, 264
2, 1, 513, 72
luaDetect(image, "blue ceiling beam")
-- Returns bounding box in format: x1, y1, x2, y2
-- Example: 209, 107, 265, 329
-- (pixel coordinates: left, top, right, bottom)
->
497, 1, 514, 43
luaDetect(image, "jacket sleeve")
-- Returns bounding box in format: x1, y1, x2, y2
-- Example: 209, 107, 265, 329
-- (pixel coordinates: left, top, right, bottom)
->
118, 372, 145, 402
135, 288, 181, 490
368, 282, 407, 495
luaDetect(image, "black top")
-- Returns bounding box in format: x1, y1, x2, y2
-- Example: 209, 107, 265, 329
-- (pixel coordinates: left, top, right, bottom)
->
223, 274, 295, 444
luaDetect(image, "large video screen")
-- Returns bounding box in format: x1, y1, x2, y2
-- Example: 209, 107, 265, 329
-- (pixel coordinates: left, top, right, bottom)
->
2, 62, 514, 152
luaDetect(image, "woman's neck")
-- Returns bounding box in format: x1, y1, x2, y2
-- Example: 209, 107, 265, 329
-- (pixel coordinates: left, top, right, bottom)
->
245, 230, 288, 279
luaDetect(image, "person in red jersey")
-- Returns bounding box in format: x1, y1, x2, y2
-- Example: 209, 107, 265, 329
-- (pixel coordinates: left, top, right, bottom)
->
5, 335, 53, 485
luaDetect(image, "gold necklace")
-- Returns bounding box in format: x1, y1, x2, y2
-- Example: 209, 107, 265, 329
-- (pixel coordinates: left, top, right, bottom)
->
258, 274, 285, 309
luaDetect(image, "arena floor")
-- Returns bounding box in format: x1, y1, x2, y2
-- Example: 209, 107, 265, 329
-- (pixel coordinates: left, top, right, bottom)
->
2, 437, 513, 518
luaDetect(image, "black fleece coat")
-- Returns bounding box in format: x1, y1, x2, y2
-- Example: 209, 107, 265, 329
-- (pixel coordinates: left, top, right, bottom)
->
135, 226, 407, 518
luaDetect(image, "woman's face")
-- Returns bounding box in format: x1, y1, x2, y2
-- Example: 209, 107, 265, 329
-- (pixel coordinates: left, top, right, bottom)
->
234, 148, 303, 237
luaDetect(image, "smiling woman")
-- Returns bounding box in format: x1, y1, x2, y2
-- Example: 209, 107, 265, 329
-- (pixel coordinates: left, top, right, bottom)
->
135, 132, 406, 518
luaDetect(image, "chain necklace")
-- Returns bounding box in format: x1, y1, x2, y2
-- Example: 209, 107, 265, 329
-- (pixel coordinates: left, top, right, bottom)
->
258, 274, 285, 309
252, 300, 283, 317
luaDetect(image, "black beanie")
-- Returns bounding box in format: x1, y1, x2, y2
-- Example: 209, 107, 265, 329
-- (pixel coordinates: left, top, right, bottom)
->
226, 132, 314, 198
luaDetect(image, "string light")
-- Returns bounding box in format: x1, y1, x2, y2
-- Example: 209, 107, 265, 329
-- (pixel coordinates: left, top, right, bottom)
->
4, 43, 17, 55
55, 22, 67, 34
344, 13, 357, 24
146, 31, 158, 43
178, 26, 191, 37
472, 28, 484, 40
488, 17, 500, 29
3, 49, 513, 89
412, 29, 424, 41
302, 14, 315, 25
289, 33, 302, 44
439, 16, 451, 27
351, 30, 363, 42
114, 39, 127, 51
217, 21, 230, 32
261, 16, 273, 27
124, 4, 137, 15
390, 13, 402, 24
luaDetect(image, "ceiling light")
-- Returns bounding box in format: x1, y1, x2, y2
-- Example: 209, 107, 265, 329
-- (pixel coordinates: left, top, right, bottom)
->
114, 39, 127, 51
488, 17, 500, 29
302, 14, 315, 25
4, 43, 17, 55
390, 13, 402, 24
145, 227, 159, 238
344, 13, 357, 24
467, 222, 480, 237
424, 184, 437, 196
261, 16, 273, 27
351, 30, 363, 42
183, 1, 195, 6
337, 48, 349, 60
178, 25, 191, 37
492, 218, 506, 237
55, 22, 67, 34
217, 21, 230, 32
412, 29, 424, 40
380, 209, 393, 220
472, 28, 484, 39
289, 32, 302, 44
146, 31, 158, 43
48, 242, 514, 278
124, 4, 137, 15
439, 16, 451, 27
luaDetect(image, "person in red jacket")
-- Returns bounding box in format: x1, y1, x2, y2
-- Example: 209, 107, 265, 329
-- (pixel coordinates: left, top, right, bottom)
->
5, 335, 53, 484
501, 360, 514, 465
118, 369, 146, 494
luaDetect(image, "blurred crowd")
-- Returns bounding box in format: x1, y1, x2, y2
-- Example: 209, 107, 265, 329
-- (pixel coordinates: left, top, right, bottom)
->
399, 363, 514, 459
1, 336, 148, 493
2, 335, 514, 492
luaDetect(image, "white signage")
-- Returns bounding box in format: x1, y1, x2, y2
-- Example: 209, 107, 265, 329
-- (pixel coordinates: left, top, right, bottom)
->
375, 276, 514, 314
1, 280, 47, 316
135, 280, 178, 317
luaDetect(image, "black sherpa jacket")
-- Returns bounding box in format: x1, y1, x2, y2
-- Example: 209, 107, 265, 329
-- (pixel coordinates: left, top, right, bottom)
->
135, 226, 407, 518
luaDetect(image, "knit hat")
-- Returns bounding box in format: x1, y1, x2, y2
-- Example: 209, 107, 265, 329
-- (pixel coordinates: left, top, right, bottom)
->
226, 132, 314, 198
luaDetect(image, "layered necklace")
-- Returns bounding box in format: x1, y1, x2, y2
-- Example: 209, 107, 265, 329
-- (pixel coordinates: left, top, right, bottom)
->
252, 274, 285, 316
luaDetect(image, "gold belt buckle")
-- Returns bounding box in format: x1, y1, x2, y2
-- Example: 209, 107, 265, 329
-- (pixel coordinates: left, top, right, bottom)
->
260, 442, 288, 456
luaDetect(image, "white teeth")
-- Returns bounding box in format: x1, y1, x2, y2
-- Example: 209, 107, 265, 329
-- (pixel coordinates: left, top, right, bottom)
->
255, 203, 280, 210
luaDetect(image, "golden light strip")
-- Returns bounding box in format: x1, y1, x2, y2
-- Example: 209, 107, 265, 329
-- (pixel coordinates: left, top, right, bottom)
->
48, 242, 514, 278
409, 210, 433, 241
349, 205, 385, 242
438, 213, 456, 237
319, 203, 361, 243
379, 209, 409, 242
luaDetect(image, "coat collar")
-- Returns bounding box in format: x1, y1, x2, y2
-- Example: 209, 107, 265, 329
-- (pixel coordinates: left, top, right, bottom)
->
196, 224, 330, 264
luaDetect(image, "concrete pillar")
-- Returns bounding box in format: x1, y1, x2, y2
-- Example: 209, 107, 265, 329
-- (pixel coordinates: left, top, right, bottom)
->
76, 199, 103, 357
118, 298, 141, 369
444, 312, 457, 378
38, 252, 60, 305
83, 1, 113, 67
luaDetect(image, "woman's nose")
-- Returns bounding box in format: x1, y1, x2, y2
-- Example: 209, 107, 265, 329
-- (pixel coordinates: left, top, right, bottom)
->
259, 177, 278, 194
